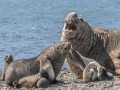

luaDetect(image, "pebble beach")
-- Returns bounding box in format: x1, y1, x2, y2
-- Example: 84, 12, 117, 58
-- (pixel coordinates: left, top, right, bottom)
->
1, 68, 120, 90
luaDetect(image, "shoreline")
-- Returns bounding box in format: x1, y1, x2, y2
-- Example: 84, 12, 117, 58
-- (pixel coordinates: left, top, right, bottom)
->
0, 68, 120, 90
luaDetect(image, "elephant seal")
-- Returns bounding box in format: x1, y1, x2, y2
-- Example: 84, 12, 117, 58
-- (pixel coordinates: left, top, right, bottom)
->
0, 55, 13, 81
5, 41, 70, 87
69, 48, 113, 82
61, 12, 120, 76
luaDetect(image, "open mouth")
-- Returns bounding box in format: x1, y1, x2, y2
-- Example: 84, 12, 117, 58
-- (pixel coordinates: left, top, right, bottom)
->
65, 23, 76, 31
61, 21, 78, 42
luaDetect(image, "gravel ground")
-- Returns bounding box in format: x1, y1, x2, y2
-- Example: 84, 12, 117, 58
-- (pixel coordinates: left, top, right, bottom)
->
0, 68, 120, 90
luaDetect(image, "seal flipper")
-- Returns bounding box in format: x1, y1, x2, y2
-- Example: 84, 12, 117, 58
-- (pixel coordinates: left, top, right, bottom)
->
52, 79, 59, 84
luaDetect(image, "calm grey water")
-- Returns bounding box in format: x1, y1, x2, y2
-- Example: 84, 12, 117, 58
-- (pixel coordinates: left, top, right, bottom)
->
0, 0, 120, 68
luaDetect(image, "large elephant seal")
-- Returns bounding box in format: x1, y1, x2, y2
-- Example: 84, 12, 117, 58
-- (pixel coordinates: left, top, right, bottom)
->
61, 12, 120, 76
5, 41, 70, 87
0, 55, 13, 81
69, 48, 113, 82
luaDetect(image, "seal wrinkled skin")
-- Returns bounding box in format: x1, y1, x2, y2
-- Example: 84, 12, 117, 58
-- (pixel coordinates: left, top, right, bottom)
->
61, 12, 120, 77
4, 41, 70, 86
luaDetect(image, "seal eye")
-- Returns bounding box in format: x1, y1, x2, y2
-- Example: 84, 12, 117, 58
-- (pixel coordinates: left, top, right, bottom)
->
80, 18, 84, 22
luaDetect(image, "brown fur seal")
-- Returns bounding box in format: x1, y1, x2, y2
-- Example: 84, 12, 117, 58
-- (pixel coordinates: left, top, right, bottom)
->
69, 48, 113, 82
36, 41, 70, 88
13, 73, 41, 88
5, 41, 70, 87
13, 69, 50, 88
83, 62, 98, 82
82, 62, 113, 82
0, 55, 13, 81
68, 48, 94, 78
61, 12, 120, 76
5, 55, 40, 85
97, 66, 114, 81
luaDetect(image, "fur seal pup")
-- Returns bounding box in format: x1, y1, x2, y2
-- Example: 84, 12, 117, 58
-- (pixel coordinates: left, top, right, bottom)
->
13, 69, 50, 88
69, 48, 113, 82
0, 55, 13, 81
97, 66, 114, 81
5, 41, 70, 87
83, 62, 100, 82
13, 73, 41, 88
36, 69, 51, 88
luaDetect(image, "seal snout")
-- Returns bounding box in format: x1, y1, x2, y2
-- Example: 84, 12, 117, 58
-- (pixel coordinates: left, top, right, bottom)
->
5, 54, 13, 62
65, 23, 76, 31
64, 12, 78, 31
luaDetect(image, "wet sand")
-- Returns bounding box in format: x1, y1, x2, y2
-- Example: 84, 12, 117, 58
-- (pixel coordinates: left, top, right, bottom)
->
0, 68, 120, 90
